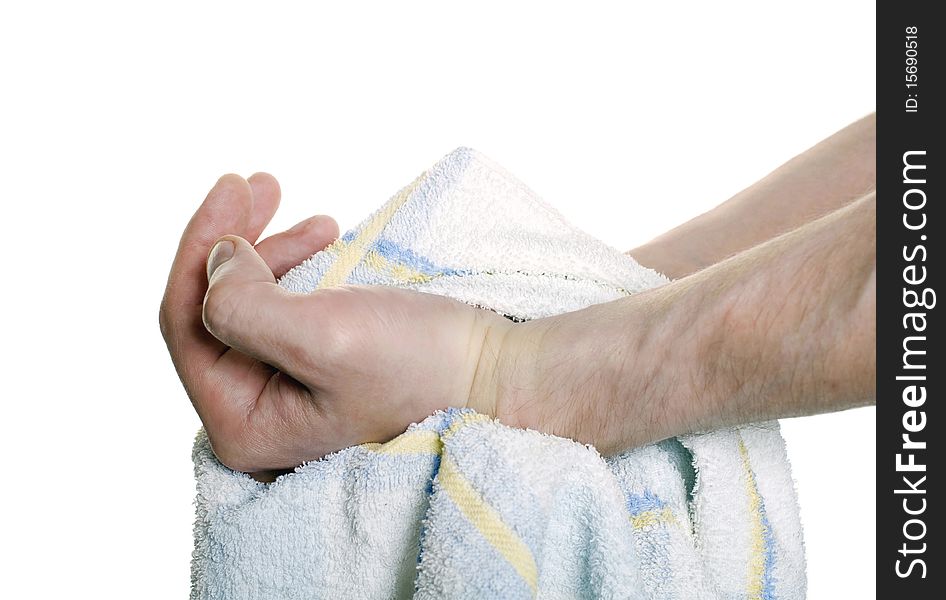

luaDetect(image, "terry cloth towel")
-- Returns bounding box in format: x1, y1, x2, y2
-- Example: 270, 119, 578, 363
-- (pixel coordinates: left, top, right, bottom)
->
191, 148, 806, 600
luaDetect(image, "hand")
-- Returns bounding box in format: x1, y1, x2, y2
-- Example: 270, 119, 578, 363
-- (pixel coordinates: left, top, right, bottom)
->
160, 174, 514, 477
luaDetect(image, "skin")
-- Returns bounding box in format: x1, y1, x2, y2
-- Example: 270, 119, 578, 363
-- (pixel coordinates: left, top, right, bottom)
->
160, 116, 876, 480
629, 113, 875, 279
496, 192, 875, 455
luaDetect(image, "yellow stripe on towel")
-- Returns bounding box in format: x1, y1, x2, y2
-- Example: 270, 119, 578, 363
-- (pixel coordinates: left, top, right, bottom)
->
360, 412, 489, 457
739, 438, 767, 600
439, 455, 538, 594
630, 507, 679, 530
442, 412, 491, 440
318, 172, 427, 289
361, 429, 442, 456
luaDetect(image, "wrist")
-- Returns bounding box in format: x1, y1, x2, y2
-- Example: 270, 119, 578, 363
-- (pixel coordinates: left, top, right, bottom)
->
465, 312, 515, 419
484, 297, 685, 454
467, 271, 758, 453
470, 316, 550, 430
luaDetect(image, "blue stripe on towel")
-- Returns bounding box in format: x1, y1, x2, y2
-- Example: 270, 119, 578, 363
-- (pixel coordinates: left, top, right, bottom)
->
372, 238, 459, 276
760, 499, 776, 599
625, 491, 666, 515
738, 437, 778, 600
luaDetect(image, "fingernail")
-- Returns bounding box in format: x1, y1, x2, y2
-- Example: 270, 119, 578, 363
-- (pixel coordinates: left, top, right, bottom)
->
207, 240, 235, 279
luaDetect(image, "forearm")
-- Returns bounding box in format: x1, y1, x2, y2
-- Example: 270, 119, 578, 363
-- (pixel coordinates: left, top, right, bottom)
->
497, 193, 875, 454
629, 114, 876, 279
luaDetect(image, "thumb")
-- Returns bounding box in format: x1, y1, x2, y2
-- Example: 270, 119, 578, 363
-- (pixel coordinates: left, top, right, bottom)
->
202, 235, 287, 361
205, 235, 275, 287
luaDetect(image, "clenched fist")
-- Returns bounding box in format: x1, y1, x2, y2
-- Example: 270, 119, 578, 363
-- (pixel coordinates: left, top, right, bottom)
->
159, 174, 514, 478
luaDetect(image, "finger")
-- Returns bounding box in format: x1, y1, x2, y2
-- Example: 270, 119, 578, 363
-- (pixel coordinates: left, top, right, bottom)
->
209, 363, 319, 473
202, 234, 337, 470
246, 172, 281, 243
202, 235, 313, 378
160, 175, 254, 387
198, 340, 314, 472
255, 214, 340, 278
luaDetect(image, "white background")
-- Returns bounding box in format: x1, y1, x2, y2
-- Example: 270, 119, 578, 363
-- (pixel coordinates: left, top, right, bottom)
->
1, 1, 875, 597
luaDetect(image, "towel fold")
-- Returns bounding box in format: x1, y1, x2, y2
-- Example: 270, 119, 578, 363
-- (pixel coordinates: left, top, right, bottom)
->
192, 148, 805, 599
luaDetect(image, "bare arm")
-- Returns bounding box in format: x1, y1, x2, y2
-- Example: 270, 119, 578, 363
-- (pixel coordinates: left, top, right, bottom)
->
165, 168, 875, 475
493, 193, 876, 453
628, 114, 875, 279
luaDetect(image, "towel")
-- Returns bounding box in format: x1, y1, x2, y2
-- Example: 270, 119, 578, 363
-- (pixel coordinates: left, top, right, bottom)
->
191, 148, 806, 599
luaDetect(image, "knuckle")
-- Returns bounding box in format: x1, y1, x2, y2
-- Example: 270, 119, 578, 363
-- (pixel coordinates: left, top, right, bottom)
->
206, 416, 258, 473
208, 436, 255, 473
308, 290, 358, 357
277, 294, 350, 372
319, 322, 356, 364
202, 284, 241, 338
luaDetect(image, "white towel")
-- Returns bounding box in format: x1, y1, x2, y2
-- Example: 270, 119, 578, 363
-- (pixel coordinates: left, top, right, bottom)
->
191, 148, 805, 599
